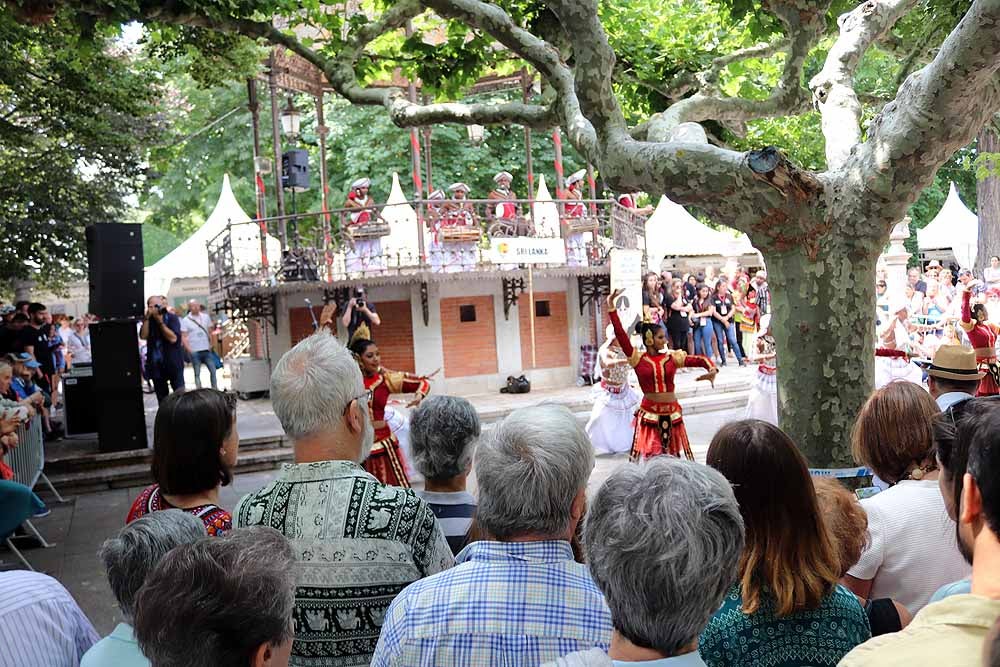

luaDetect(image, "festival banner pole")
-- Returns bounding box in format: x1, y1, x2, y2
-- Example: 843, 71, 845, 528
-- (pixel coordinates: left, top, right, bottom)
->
528, 265, 536, 368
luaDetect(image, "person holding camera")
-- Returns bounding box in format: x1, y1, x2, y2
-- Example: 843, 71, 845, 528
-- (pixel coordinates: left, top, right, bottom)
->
341, 287, 381, 342
140, 295, 185, 403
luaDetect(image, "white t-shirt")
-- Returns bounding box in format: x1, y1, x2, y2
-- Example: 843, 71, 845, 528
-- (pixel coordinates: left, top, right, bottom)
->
847, 479, 970, 613
180, 312, 213, 352
66, 331, 92, 364
985, 266, 1000, 287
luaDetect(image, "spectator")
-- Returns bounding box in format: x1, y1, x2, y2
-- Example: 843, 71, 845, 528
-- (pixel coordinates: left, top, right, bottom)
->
340, 286, 380, 341
545, 457, 745, 667
986, 256, 1000, 290
813, 477, 912, 636
0, 312, 28, 355
692, 283, 719, 362
21, 302, 54, 386
840, 401, 1000, 665
139, 295, 184, 403
683, 273, 698, 303
752, 270, 771, 326
235, 330, 452, 666
642, 272, 664, 324
409, 395, 481, 555
0, 570, 100, 666
908, 267, 928, 296
711, 281, 745, 366
14, 300, 29, 315
372, 404, 612, 666
701, 420, 870, 667
82, 509, 206, 667
127, 389, 238, 536
926, 345, 982, 410
663, 279, 692, 351
846, 381, 970, 613
133, 526, 297, 667
66, 318, 92, 365
180, 300, 218, 390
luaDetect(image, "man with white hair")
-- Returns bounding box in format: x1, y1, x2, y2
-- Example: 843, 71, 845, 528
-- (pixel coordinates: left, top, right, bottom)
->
180, 299, 217, 389
371, 404, 613, 667
235, 331, 453, 666
544, 458, 745, 666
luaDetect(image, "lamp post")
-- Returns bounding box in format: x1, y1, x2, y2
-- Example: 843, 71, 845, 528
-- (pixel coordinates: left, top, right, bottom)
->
467, 124, 485, 146
280, 96, 301, 141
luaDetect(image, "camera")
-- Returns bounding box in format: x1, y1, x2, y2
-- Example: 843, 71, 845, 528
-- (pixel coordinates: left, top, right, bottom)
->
355, 298, 366, 309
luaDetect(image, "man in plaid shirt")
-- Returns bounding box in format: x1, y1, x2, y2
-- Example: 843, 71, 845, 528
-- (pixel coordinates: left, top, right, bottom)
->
371, 404, 612, 666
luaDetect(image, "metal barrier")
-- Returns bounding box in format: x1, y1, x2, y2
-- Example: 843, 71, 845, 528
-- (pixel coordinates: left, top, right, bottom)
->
9, 416, 66, 503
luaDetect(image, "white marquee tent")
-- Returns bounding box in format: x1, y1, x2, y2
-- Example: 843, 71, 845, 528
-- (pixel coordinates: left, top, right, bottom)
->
644, 195, 758, 272
144, 174, 281, 300
917, 182, 979, 270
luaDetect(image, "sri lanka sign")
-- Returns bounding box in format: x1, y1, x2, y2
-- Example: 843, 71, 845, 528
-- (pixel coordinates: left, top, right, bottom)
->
488, 237, 567, 264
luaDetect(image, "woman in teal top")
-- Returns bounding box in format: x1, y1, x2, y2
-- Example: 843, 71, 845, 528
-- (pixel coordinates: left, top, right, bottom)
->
700, 420, 871, 667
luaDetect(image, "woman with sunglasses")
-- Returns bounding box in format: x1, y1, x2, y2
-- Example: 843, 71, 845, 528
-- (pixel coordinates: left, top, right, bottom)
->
349, 338, 432, 487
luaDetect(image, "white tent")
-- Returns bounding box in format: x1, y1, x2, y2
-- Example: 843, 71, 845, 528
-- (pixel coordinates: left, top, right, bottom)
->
144, 174, 281, 299
917, 182, 979, 269
644, 195, 757, 272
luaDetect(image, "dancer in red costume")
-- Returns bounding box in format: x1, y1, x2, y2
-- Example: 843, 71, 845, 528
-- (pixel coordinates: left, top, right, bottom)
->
960, 281, 1000, 395
349, 338, 433, 487
606, 289, 717, 461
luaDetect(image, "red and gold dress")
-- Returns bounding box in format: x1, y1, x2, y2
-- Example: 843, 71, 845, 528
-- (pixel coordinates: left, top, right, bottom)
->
609, 309, 716, 461
362, 369, 430, 487
960, 290, 1000, 395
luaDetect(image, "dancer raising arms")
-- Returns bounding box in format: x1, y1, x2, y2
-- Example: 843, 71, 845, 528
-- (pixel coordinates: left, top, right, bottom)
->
959, 280, 1000, 395
606, 289, 717, 461
349, 338, 432, 487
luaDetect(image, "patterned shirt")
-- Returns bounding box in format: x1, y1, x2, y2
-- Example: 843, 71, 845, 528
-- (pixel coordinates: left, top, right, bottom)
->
699, 583, 870, 667
235, 460, 454, 667
415, 489, 476, 555
126, 484, 232, 537
371, 540, 612, 667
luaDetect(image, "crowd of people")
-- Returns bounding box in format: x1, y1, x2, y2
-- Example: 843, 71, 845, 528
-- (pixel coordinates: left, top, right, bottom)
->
5, 312, 1000, 667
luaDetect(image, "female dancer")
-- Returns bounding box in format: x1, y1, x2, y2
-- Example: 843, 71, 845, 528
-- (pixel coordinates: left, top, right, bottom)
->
585, 325, 641, 455
744, 331, 777, 426
960, 280, 1000, 395
349, 338, 432, 487
606, 289, 717, 461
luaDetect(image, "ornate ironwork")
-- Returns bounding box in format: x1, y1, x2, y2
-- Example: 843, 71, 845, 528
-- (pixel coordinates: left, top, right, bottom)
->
578, 274, 611, 315
213, 292, 278, 334
420, 281, 429, 326
501, 277, 526, 320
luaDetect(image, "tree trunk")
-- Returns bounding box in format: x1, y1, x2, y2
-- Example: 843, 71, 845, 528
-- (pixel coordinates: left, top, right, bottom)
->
977, 126, 1000, 274
768, 241, 880, 467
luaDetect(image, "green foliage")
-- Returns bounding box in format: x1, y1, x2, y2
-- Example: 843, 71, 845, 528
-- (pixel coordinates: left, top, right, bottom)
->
0, 6, 160, 291
141, 222, 182, 266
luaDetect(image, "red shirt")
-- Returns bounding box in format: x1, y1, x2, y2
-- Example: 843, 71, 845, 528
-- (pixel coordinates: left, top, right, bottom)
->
365, 369, 430, 440
609, 309, 714, 394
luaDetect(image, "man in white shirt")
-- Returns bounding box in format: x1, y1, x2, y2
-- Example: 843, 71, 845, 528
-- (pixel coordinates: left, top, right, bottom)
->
180, 300, 217, 390
925, 345, 983, 411
65, 318, 92, 365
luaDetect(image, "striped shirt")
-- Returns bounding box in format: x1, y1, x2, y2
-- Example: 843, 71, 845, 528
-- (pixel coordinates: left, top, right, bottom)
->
371, 540, 612, 667
0, 571, 99, 667
415, 489, 476, 555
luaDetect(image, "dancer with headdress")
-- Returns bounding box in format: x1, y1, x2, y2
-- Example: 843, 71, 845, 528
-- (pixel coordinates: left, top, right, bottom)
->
561, 169, 589, 267
344, 177, 386, 274
441, 182, 479, 271
744, 330, 778, 426
606, 289, 717, 461
349, 337, 434, 487
585, 324, 641, 455
960, 280, 1000, 395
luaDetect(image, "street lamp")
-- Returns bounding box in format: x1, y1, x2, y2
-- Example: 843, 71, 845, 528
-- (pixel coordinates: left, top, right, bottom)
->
467, 124, 485, 146
280, 97, 301, 140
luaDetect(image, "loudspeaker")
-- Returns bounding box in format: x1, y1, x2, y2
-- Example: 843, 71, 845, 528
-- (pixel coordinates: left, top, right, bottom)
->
86, 224, 144, 320
63, 364, 97, 436
90, 320, 147, 452
282, 149, 310, 192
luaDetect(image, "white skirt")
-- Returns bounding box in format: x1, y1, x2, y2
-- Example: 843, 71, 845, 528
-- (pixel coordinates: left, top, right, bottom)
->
874, 356, 924, 389
566, 233, 588, 267
345, 238, 386, 274
586, 383, 641, 454
745, 366, 778, 426
383, 406, 422, 483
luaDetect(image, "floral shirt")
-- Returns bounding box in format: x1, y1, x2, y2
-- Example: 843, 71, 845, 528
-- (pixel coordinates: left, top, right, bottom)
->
126, 484, 232, 537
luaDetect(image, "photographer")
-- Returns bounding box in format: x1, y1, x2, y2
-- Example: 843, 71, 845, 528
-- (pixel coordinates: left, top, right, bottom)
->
140, 295, 184, 402
341, 286, 381, 341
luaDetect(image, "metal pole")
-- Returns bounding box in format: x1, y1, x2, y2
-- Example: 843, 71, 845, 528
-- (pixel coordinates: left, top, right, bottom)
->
586, 163, 597, 215
422, 127, 434, 193
552, 128, 565, 199
247, 78, 270, 278
267, 52, 287, 248
404, 22, 426, 264
522, 69, 535, 209
528, 265, 536, 368
315, 92, 333, 282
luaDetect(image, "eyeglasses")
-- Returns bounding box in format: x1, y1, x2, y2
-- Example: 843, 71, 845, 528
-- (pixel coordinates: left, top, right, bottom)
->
344, 389, 373, 415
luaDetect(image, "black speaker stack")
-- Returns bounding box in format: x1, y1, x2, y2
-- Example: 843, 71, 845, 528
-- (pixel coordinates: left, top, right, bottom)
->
85, 224, 148, 452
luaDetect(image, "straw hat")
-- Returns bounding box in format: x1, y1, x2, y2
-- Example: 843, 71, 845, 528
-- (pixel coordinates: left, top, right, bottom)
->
927, 345, 985, 382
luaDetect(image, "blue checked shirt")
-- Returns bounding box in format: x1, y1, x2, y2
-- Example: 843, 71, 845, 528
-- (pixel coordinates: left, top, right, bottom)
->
371, 540, 612, 667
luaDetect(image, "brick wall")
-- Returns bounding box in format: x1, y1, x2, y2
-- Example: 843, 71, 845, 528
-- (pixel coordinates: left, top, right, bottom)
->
372, 300, 415, 373
440, 295, 498, 377
518, 291, 571, 369
288, 306, 328, 347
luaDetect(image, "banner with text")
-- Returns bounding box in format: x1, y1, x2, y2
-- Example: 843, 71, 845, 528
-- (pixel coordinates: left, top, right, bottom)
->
610, 248, 644, 333
488, 237, 567, 265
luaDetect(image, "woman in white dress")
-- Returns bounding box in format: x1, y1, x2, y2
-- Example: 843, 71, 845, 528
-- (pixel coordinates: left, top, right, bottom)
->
585, 326, 641, 455
744, 332, 778, 426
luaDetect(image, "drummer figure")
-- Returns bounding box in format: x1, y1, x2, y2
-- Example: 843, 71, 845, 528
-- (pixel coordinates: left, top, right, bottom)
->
489, 171, 519, 222
617, 189, 654, 216
562, 169, 589, 267
442, 182, 478, 272
343, 177, 386, 274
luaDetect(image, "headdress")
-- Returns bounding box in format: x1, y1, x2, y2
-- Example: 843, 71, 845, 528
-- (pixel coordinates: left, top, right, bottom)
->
428, 189, 446, 200
350, 177, 371, 190
448, 182, 471, 193
566, 169, 586, 187
493, 171, 513, 184
349, 322, 371, 346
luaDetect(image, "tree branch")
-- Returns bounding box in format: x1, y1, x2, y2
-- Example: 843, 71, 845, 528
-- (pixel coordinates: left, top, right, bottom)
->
808, 0, 921, 169
852, 0, 1000, 224
701, 38, 790, 87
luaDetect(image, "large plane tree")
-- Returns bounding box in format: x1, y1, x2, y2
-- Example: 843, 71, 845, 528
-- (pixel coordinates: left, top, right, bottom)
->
12, 0, 1000, 465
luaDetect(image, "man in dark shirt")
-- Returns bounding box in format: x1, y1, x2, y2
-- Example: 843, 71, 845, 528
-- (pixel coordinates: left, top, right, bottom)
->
340, 286, 381, 341
20, 303, 54, 385
0, 313, 28, 355
139, 295, 184, 402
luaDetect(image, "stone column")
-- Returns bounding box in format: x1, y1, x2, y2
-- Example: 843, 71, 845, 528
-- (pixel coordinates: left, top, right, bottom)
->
13, 279, 33, 303
882, 217, 911, 300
